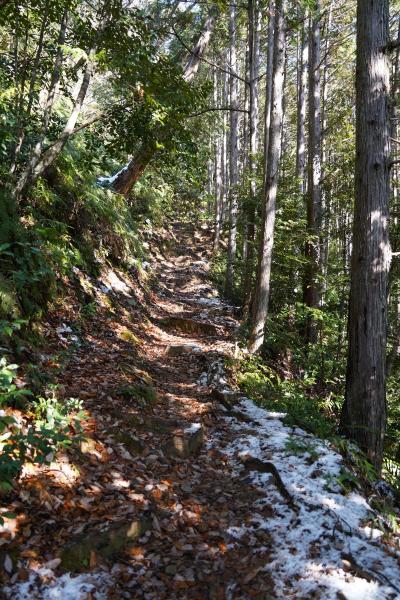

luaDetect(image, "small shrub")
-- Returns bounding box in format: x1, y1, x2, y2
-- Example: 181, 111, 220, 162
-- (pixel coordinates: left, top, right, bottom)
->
0, 355, 85, 506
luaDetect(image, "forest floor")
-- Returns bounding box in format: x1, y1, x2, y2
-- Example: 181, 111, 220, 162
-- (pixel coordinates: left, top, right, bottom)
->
1, 224, 400, 599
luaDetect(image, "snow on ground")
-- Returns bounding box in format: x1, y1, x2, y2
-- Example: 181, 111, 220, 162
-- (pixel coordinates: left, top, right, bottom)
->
3, 568, 112, 599
215, 398, 400, 599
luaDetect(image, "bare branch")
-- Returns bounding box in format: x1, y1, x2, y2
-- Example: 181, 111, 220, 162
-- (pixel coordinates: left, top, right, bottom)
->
171, 26, 248, 85
187, 105, 249, 118
382, 38, 400, 52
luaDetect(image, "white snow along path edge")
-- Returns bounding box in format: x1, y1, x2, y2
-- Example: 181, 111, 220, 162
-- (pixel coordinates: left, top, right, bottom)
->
214, 397, 400, 600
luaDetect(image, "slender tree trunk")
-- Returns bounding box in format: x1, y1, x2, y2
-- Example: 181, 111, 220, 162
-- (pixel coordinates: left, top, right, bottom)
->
304, 2, 322, 344
242, 0, 262, 315
9, 21, 29, 174
10, 8, 49, 174
387, 21, 400, 376
221, 57, 229, 225
183, 6, 218, 83
225, 4, 239, 297
15, 46, 95, 199
296, 11, 308, 195
242, 24, 251, 269
340, 0, 391, 472
242, 24, 250, 177
248, 0, 286, 353
213, 66, 223, 249
320, 3, 333, 306
13, 8, 68, 196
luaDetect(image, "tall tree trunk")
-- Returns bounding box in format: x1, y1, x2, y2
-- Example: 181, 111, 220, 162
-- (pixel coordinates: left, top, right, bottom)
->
242, 0, 262, 315
304, 1, 322, 344
183, 7, 218, 83
9, 21, 29, 174
296, 11, 308, 195
221, 56, 229, 226
213, 66, 223, 250
387, 20, 400, 376
320, 3, 333, 307
113, 7, 218, 196
241, 23, 251, 270
10, 8, 49, 174
248, 0, 286, 354
340, 0, 391, 472
225, 4, 239, 297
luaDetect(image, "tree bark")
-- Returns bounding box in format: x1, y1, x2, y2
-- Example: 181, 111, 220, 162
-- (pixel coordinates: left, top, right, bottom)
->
221, 55, 229, 225
248, 0, 286, 354
13, 8, 69, 197
340, 0, 391, 472
10, 8, 49, 174
213, 65, 223, 250
320, 3, 333, 307
242, 0, 262, 315
225, 4, 239, 297
304, 1, 322, 345
296, 10, 308, 195
183, 6, 218, 83
15, 45, 95, 198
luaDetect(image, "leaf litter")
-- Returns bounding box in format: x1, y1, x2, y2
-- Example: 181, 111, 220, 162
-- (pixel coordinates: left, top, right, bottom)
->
1, 224, 399, 599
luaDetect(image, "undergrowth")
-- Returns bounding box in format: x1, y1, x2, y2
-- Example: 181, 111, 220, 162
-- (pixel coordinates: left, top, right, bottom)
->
0, 135, 188, 492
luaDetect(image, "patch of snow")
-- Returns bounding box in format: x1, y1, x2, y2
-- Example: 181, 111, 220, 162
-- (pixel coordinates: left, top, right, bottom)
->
197, 372, 208, 386
97, 165, 128, 187
99, 270, 131, 296
3, 568, 112, 599
56, 324, 72, 335
184, 423, 202, 434
317, 572, 382, 600
55, 323, 78, 345
214, 396, 400, 599
195, 297, 222, 307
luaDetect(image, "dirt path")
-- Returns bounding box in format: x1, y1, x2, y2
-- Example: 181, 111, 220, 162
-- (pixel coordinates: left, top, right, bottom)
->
1, 225, 274, 599
2, 224, 400, 599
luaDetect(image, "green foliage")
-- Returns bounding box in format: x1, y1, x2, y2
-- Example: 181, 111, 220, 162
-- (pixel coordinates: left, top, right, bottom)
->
0, 352, 85, 509
0, 356, 31, 408
235, 354, 381, 494
285, 436, 319, 462
236, 354, 337, 438
116, 382, 158, 408
33, 391, 84, 431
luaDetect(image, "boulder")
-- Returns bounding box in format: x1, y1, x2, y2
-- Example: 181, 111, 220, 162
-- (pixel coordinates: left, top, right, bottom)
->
59, 515, 152, 571
211, 388, 241, 409
162, 423, 204, 458
166, 344, 202, 357
112, 431, 144, 455
159, 316, 219, 337
113, 410, 181, 434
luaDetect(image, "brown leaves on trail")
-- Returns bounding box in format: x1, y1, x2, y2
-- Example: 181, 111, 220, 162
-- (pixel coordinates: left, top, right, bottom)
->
0, 227, 275, 598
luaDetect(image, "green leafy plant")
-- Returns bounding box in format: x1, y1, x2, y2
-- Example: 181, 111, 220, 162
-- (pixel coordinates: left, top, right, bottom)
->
0, 356, 32, 407
285, 436, 319, 462
0, 357, 85, 511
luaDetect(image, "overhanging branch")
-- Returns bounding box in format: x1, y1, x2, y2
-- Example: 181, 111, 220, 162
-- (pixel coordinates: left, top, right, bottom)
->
171, 25, 248, 85
187, 105, 249, 118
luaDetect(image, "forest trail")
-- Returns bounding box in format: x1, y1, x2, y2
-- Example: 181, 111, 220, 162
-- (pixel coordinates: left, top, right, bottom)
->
2, 225, 400, 600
